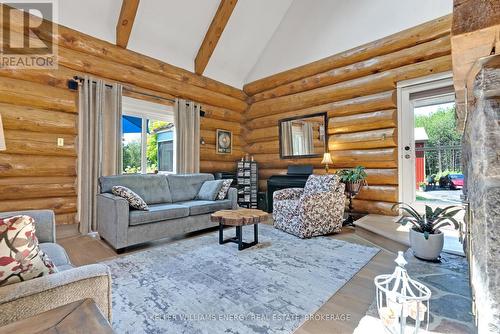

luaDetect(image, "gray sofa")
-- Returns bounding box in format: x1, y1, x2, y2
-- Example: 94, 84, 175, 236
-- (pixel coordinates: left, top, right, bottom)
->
97, 173, 237, 252
0, 210, 111, 326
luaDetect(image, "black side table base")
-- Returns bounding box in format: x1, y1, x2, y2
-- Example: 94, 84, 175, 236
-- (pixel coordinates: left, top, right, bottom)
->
219, 223, 259, 251
342, 215, 356, 227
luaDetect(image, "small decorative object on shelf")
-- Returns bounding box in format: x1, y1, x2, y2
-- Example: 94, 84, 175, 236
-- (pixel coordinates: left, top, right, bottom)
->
321, 152, 333, 173
237, 155, 258, 209
336, 166, 367, 227
374, 251, 431, 334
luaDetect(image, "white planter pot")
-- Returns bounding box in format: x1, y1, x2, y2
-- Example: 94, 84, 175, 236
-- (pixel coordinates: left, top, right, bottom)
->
409, 229, 444, 260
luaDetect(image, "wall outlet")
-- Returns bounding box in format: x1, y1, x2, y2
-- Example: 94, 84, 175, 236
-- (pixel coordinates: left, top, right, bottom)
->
57, 138, 64, 147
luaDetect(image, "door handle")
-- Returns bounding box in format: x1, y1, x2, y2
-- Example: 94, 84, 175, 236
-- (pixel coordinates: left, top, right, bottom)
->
404, 146, 411, 151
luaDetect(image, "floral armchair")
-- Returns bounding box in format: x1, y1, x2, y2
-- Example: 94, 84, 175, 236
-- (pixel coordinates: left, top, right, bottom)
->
273, 174, 346, 238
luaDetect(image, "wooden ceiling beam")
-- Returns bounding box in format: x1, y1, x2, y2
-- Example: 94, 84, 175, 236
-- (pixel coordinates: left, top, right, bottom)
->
116, 0, 140, 48
195, 0, 238, 75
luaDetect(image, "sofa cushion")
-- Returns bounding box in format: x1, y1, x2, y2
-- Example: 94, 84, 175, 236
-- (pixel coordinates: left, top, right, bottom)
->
39, 243, 73, 270
129, 204, 189, 226
177, 200, 233, 216
166, 174, 214, 202
0, 215, 57, 287
99, 174, 172, 205
196, 180, 224, 201
112, 186, 149, 211
217, 179, 233, 200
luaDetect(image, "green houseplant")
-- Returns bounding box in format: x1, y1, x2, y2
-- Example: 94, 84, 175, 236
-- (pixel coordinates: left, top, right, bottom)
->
336, 166, 368, 226
392, 202, 463, 260
336, 166, 368, 193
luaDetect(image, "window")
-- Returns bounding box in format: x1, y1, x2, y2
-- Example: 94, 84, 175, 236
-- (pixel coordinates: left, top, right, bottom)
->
121, 96, 175, 174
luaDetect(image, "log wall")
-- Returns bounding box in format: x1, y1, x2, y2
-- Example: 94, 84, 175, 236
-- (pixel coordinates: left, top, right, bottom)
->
0, 6, 247, 226
243, 15, 453, 216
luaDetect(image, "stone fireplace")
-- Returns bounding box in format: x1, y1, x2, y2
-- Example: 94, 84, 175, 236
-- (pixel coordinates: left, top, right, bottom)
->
462, 55, 500, 333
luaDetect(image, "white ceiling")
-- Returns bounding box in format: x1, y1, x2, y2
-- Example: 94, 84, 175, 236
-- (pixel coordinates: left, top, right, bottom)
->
56, 0, 452, 89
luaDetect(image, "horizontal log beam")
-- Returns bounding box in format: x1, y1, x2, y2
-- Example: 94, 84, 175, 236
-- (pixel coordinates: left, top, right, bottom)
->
0, 182, 76, 200
0, 77, 76, 113
0, 65, 76, 90
356, 185, 398, 202
0, 154, 76, 177
251, 36, 451, 102
351, 199, 398, 216
200, 160, 237, 173
246, 140, 280, 155
56, 46, 248, 112
3, 5, 247, 101
0, 196, 77, 215
328, 128, 397, 150
243, 15, 452, 95
329, 109, 397, 134
332, 148, 397, 168
244, 126, 279, 143
0, 103, 77, 135
247, 56, 451, 117
246, 90, 396, 127
202, 104, 243, 123
200, 117, 242, 135
4, 130, 76, 157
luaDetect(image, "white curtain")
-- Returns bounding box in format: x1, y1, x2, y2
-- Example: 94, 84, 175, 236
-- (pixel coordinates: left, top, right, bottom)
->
281, 121, 293, 156
78, 76, 122, 234
174, 98, 200, 174
302, 122, 314, 155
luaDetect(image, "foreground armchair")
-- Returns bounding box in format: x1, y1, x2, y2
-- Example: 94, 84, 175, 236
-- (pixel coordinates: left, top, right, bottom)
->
0, 210, 112, 327
273, 174, 345, 238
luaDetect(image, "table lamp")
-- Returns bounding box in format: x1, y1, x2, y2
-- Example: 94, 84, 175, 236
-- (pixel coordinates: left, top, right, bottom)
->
321, 152, 333, 173
0, 114, 5, 151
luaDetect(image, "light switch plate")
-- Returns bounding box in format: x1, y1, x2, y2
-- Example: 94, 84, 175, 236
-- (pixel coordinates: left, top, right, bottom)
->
57, 138, 64, 147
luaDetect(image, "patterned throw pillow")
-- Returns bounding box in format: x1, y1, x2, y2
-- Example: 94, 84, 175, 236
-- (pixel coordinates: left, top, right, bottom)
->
217, 179, 233, 200
112, 186, 149, 211
0, 215, 57, 287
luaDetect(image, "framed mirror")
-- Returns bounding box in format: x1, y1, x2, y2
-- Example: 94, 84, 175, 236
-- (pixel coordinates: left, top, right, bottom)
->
279, 113, 327, 159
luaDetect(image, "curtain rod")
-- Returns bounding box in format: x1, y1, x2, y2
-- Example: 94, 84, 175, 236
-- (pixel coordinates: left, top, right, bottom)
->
68, 76, 205, 113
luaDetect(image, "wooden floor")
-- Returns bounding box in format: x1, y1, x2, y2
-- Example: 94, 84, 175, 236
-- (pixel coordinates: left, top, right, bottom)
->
58, 226, 407, 334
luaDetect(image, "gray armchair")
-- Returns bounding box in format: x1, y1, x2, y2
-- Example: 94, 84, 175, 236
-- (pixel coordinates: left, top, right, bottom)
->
0, 210, 112, 326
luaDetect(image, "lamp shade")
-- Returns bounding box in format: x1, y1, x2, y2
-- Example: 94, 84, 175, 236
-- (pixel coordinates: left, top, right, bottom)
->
0, 114, 5, 151
321, 152, 333, 164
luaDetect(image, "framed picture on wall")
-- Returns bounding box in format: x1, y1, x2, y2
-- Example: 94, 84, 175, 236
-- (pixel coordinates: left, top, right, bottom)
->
216, 129, 232, 154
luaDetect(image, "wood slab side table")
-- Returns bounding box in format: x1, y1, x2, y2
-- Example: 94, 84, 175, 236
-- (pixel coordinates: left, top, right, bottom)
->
211, 209, 269, 250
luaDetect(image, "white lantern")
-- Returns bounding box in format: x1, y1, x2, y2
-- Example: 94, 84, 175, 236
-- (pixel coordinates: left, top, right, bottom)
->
374, 251, 431, 333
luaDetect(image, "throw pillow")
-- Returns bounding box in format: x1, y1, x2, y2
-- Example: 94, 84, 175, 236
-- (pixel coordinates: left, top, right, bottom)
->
112, 186, 149, 210
0, 215, 57, 287
217, 179, 233, 200
196, 180, 224, 201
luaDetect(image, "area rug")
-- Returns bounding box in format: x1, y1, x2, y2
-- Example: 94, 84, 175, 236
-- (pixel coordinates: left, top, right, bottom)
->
103, 224, 379, 334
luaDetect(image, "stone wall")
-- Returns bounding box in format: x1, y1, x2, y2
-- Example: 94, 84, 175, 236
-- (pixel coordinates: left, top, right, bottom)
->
462, 55, 500, 333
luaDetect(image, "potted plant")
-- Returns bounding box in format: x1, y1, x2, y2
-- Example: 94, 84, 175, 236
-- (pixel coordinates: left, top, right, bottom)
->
418, 182, 427, 192
336, 166, 368, 226
336, 166, 368, 195
392, 202, 463, 260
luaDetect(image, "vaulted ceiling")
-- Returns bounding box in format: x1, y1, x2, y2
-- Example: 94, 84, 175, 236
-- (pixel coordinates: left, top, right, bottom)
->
56, 0, 453, 89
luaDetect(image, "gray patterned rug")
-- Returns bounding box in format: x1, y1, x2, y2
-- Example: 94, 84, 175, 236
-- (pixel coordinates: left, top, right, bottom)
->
103, 224, 379, 334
